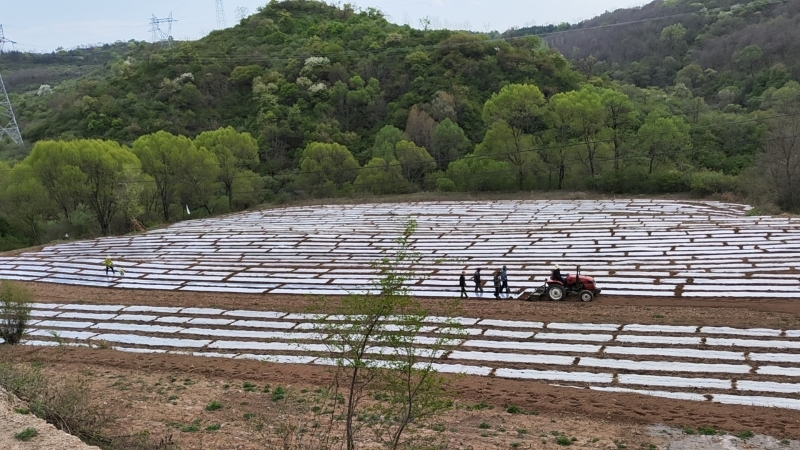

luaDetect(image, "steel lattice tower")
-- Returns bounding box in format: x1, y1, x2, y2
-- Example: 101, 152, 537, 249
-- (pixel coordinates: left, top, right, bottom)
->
216, 0, 227, 29
149, 13, 177, 48
0, 25, 23, 146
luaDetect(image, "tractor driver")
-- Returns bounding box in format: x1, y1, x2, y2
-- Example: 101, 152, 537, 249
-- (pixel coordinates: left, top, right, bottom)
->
552, 264, 567, 285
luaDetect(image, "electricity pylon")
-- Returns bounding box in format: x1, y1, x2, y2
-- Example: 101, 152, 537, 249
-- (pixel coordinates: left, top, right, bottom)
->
150, 13, 177, 48
0, 25, 23, 146
215, 0, 227, 29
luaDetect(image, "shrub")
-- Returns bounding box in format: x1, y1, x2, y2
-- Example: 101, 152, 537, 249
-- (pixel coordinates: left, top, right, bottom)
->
691, 170, 738, 196
655, 170, 690, 193
0, 281, 33, 345
436, 177, 456, 192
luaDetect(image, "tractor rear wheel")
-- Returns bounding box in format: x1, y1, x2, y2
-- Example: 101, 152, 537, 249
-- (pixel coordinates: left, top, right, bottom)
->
580, 290, 594, 302
547, 285, 565, 301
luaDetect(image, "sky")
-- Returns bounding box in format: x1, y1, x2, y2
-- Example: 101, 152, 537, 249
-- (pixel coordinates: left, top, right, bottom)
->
1, 0, 649, 53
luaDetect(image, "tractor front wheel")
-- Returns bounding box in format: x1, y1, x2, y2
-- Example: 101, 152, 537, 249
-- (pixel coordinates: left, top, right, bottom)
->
580, 290, 594, 302
547, 285, 565, 301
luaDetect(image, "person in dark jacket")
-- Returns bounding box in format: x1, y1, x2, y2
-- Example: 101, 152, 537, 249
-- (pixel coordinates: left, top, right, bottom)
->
493, 269, 501, 299
552, 264, 566, 285
459, 271, 468, 298
473, 268, 484, 294
501, 265, 510, 296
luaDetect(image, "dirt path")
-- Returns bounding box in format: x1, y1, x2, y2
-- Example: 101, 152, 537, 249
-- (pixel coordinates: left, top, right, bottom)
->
21, 282, 800, 328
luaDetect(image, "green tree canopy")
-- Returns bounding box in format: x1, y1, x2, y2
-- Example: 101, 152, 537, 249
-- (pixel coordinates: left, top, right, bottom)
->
481, 84, 547, 189
430, 119, 472, 171
395, 140, 436, 184
637, 114, 692, 174
195, 126, 260, 209
297, 142, 360, 194
354, 157, 407, 195
371, 125, 404, 161
133, 131, 218, 221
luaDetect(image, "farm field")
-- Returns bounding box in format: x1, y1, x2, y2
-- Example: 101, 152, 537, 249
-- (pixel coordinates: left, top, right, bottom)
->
3, 199, 800, 448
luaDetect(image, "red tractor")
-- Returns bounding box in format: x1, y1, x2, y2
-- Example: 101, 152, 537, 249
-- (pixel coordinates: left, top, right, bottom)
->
528, 265, 601, 302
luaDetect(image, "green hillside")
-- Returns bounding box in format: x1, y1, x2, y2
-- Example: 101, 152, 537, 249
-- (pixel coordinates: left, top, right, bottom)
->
507, 0, 800, 107
1, 0, 799, 251
6, 1, 579, 163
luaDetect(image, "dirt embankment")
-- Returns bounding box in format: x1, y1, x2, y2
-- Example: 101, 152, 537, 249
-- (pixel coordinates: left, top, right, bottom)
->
0, 387, 99, 450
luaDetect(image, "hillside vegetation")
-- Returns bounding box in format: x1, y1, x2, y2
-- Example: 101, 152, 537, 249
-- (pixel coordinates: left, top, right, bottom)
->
1, 0, 799, 251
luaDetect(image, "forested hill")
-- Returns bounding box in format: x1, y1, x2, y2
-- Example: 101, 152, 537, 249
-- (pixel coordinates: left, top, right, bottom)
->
506, 0, 800, 104
7, 0, 579, 165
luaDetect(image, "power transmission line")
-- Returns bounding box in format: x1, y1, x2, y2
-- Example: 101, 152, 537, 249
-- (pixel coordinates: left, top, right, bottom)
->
150, 13, 177, 48
0, 24, 23, 146
215, 0, 227, 29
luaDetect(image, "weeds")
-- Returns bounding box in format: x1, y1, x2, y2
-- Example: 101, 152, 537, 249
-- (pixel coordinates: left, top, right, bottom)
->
204, 401, 223, 411
14, 427, 38, 441
181, 420, 202, 433
506, 405, 522, 414
271, 385, 286, 402
737, 430, 755, 440
555, 435, 572, 446
697, 426, 718, 435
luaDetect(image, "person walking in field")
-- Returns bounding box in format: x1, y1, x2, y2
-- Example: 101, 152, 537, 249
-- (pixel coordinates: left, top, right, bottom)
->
459, 271, 469, 298
104, 258, 116, 275
493, 269, 501, 299
501, 265, 510, 297
473, 268, 484, 295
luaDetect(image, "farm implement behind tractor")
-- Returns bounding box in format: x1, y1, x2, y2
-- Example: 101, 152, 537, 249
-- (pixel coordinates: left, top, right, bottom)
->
527, 265, 601, 302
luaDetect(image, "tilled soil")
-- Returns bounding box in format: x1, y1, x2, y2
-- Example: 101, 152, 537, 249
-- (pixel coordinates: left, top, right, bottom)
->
6, 282, 800, 449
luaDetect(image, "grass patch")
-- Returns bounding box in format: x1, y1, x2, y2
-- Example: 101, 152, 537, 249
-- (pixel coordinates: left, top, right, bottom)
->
737, 430, 754, 440
181, 420, 202, 433
697, 426, 717, 436
204, 401, 223, 411
478, 422, 490, 429
555, 435, 572, 446
205, 423, 221, 432
506, 405, 522, 414
243, 381, 256, 392
14, 407, 30, 414
14, 427, 38, 441
466, 401, 492, 411
271, 385, 286, 402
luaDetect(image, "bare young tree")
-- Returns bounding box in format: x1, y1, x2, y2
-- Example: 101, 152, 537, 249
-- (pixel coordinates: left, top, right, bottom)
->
310, 219, 461, 450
